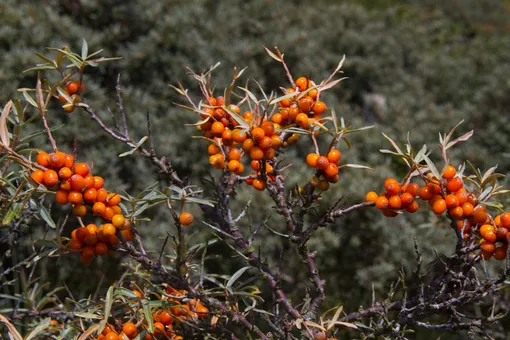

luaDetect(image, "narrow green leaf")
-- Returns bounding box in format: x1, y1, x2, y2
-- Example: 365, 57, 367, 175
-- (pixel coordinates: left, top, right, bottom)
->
81, 38, 89, 59
74, 312, 102, 320
422, 154, 441, 180
98, 285, 114, 335
142, 299, 154, 334
22, 91, 38, 108
184, 197, 216, 207
114, 288, 139, 299
22, 65, 57, 73
25, 318, 52, 340
33, 200, 56, 229
226, 266, 251, 288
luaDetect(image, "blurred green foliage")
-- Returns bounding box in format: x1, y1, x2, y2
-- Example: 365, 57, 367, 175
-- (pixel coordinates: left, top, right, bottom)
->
1, 0, 510, 337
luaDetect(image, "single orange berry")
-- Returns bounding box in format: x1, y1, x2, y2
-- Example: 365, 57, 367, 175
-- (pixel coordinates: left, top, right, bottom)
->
96, 188, 108, 202
31, 170, 45, 184
406, 200, 419, 213
473, 206, 488, 224
400, 192, 415, 208
122, 322, 138, 339
484, 230, 497, 243
432, 199, 447, 215
480, 241, 496, 253
324, 163, 339, 177
72, 204, 87, 217
261, 121, 275, 137
93, 202, 106, 216
298, 96, 314, 112
74, 163, 90, 177
63, 154, 74, 168
43, 169, 59, 187
252, 178, 266, 191
211, 122, 225, 137
385, 179, 400, 196
375, 196, 389, 210
312, 101, 327, 115
272, 113, 283, 124
418, 185, 434, 201
111, 214, 125, 228
55, 189, 69, 205
101, 206, 115, 220
251, 127, 265, 143
65, 80, 85, 94
479, 224, 495, 238
306, 153, 320, 168
444, 194, 459, 209
36, 151, 51, 167
207, 144, 220, 155
58, 167, 72, 180
106, 193, 121, 207
258, 136, 273, 150
95, 242, 109, 256
179, 212, 194, 226
446, 177, 463, 192
442, 165, 456, 180
295, 113, 309, 128
69, 174, 86, 191
295, 77, 309, 91
365, 191, 378, 202
402, 183, 419, 196
388, 195, 402, 209
493, 246, 507, 261
250, 146, 264, 160
461, 202, 474, 216
316, 156, 330, 170
500, 212, 510, 228
228, 148, 241, 161
83, 188, 98, 203
327, 149, 341, 164
49, 151, 66, 169
449, 206, 464, 219
67, 239, 83, 252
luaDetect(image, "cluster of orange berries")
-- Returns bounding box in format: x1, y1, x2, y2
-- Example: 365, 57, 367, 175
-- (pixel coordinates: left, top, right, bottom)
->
365, 178, 420, 217
58, 80, 84, 112
367, 165, 509, 261
306, 149, 341, 191
30, 150, 132, 263
198, 76, 330, 191
96, 286, 208, 340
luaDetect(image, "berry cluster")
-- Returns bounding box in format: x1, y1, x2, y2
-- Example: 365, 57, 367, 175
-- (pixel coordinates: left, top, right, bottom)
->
30, 150, 132, 263
306, 149, 341, 191
367, 165, 509, 261
196, 76, 332, 191
365, 178, 419, 217
95, 286, 208, 340
58, 80, 85, 112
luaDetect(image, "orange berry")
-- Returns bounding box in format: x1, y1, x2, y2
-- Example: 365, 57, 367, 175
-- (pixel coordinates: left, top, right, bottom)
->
93, 176, 104, 189
432, 199, 447, 215
121, 228, 134, 241
31, 170, 45, 184
58, 167, 72, 180
107, 193, 121, 207
67, 239, 83, 252
66, 80, 85, 94
496, 227, 508, 241
473, 206, 488, 224
112, 214, 125, 228
227, 160, 242, 173
84, 232, 98, 246
251, 127, 265, 143
295, 77, 309, 91
43, 169, 59, 187
500, 212, 510, 228
83, 188, 98, 203
298, 96, 314, 112
365, 191, 378, 202
36, 151, 50, 167
252, 178, 266, 191
68, 191, 83, 205
480, 241, 496, 253
74, 163, 90, 176
446, 177, 463, 192
93, 202, 106, 216
324, 163, 339, 177
49, 151, 66, 169
222, 129, 233, 145
160, 311, 173, 325
72, 204, 87, 217
406, 200, 419, 213
179, 212, 194, 226
385, 179, 400, 196
479, 224, 495, 238
96, 188, 108, 202
288, 106, 300, 121
327, 149, 341, 164
81, 245, 95, 258
228, 148, 241, 161
484, 230, 497, 243
388, 195, 402, 209
295, 113, 309, 128
261, 121, 275, 137
400, 192, 415, 208
250, 146, 264, 160
455, 191, 468, 205
461, 202, 474, 216
63, 154, 74, 168
207, 144, 220, 155
196, 303, 208, 318
95, 242, 109, 256
449, 206, 464, 219
316, 156, 330, 170
70, 174, 86, 191
375, 196, 389, 210
272, 113, 283, 124
211, 122, 225, 137
306, 153, 320, 167
418, 185, 434, 201
258, 136, 273, 150
493, 246, 507, 260
55, 189, 69, 205
402, 183, 419, 196
122, 322, 138, 339
312, 101, 327, 115
442, 165, 456, 180
444, 194, 458, 209
101, 206, 115, 220
102, 223, 116, 237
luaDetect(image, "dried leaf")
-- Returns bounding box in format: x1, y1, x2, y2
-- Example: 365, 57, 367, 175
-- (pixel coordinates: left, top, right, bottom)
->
0, 313, 23, 340
0, 100, 12, 147
78, 323, 100, 340
264, 46, 281, 62
327, 306, 343, 330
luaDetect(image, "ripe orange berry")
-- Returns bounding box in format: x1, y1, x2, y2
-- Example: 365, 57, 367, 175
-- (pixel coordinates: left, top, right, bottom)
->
444, 194, 458, 209
122, 322, 138, 339
272, 113, 283, 124
101, 207, 115, 220
63, 154, 74, 168
69, 174, 86, 191
83, 188, 97, 202
400, 192, 415, 208
500, 212, 510, 228
261, 121, 275, 137
81, 245, 95, 258
384, 179, 400, 196
251, 127, 265, 143
401, 183, 419, 196
316, 156, 330, 170
252, 178, 266, 191
107, 193, 121, 207
96, 188, 108, 202
365, 191, 378, 202
406, 200, 419, 213
196, 303, 208, 318
92, 176, 104, 189
68, 191, 83, 205
473, 206, 488, 224
55, 189, 69, 205
57, 167, 72, 180
432, 199, 447, 215
493, 246, 507, 260
211, 122, 225, 137
324, 163, 339, 177
95, 242, 109, 256
306, 153, 320, 167
446, 177, 463, 192
67, 239, 83, 252
479, 224, 495, 238
84, 232, 98, 246
449, 206, 464, 219
112, 214, 125, 228
327, 149, 341, 164
31, 170, 45, 184
480, 241, 496, 253
375, 196, 389, 210
461, 202, 474, 216
241, 138, 255, 152
484, 230, 497, 243
74, 163, 90, 177
121, 228, 134, 241
227, 160, 242, 173
418, 185, 434, 201
207, 144, 221, 155
250, 146, 264, 160
49, 151, 66, 169
43, 169, 59, 187
72, 204, 87, 217
179, 212, 194, 226
288, 106, 300, 121
93, 202, 106, 216
36, 151, 50, 167
388, 195, 402, 209
497, 227, 508, 241
228, 148, 241, 161
258, 136, 273, 150
312, 101, 327, 115
65, 80, 85, 94
298, 96, 314, 112
295, 77, 309, 91
442, 165, 456, 180
295, 113, 309, 128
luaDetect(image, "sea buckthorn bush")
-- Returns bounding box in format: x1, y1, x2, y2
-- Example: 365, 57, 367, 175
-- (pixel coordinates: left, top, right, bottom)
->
0, 37, 510, 339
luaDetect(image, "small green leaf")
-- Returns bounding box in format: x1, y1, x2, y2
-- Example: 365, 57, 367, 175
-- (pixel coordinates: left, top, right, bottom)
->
98, 285, 114, 335
22, 91, 38, 108
142, 299, 154, 334
114, 288, 139, 299
74, 312, 102, 320
33, 200, 56, 229
184, 197, 216, 207
226, 266, 251, 289
81, 38, 89, 59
